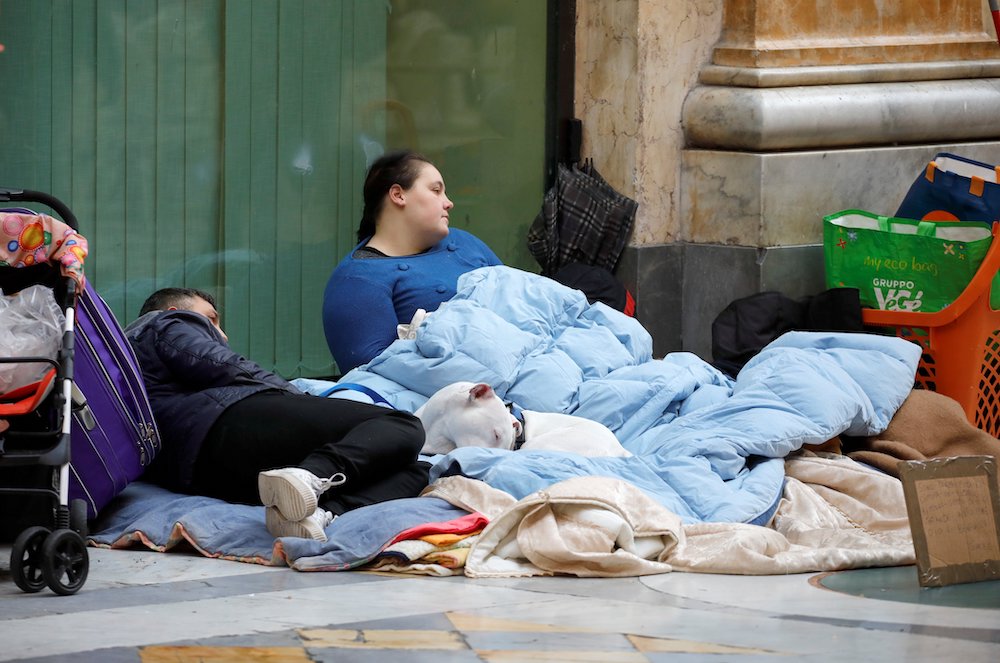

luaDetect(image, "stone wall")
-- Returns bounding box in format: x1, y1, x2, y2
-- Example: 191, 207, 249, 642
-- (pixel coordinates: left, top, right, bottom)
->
576, 0, 1000, 361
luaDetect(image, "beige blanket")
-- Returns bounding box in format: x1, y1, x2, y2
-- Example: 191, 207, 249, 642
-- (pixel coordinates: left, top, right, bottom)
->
669, 453, 914, 575
423, 452, 915, 577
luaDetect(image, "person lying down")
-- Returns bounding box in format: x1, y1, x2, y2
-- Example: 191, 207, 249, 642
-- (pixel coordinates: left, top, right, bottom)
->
125, 287, 431, 542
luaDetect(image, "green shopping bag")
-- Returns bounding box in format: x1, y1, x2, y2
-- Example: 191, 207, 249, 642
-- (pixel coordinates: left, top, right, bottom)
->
824, 210, 994, 312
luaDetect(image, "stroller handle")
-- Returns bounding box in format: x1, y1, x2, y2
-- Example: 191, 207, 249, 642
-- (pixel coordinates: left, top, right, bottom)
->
0, 188, 79, 231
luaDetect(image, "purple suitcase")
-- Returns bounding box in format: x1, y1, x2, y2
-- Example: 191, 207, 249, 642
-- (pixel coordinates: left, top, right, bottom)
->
70, 281, 160, 518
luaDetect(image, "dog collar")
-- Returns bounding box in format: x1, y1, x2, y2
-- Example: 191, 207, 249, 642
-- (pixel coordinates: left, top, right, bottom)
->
506, 401, 526, 450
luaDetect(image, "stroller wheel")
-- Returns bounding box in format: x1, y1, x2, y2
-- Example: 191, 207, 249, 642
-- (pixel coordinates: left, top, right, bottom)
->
10, 526, 51, 593
41, 529, 89, 596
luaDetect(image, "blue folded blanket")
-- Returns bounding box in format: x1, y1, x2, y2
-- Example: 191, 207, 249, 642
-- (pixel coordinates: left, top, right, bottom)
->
88, 481, 472, 571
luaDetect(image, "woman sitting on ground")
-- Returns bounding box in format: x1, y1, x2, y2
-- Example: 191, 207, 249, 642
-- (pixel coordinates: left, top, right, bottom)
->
322, 150, 502, 374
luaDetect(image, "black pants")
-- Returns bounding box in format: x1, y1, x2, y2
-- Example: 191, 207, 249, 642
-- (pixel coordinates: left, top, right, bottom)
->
192, 391, 429, 516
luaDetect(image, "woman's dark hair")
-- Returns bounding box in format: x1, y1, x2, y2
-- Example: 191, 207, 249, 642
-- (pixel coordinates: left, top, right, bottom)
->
357, 150, 433, 241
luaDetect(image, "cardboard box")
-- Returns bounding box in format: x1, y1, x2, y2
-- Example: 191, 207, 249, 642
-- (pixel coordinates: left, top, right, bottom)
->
899, 456, 1000, 587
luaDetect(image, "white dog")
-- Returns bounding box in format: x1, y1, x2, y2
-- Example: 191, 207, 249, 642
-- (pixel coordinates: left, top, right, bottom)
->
415, 381, 630, 458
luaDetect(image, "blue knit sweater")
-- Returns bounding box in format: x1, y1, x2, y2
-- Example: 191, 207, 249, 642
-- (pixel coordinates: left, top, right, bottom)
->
322, 228, 501, 373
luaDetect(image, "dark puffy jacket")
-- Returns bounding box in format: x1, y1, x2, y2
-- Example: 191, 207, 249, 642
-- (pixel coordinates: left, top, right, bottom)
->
124, 310, 299, 491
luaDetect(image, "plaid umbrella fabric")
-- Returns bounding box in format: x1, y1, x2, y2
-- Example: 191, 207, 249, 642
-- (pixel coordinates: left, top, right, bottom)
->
527, 159, 637, 276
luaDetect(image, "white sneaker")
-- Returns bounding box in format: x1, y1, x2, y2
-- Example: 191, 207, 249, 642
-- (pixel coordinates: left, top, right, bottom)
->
258, 467, 347, 522
265, 506, 334, 541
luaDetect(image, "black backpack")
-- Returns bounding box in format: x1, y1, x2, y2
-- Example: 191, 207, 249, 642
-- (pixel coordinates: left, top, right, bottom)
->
711, 289, 864, 378
551, 262, 635, 316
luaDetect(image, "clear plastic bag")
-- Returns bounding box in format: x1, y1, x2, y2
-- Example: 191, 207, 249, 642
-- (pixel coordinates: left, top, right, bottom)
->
0, 285, 66, 394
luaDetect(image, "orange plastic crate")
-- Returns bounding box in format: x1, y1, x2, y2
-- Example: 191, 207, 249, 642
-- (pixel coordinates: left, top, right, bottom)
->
862, 224, 1000, 437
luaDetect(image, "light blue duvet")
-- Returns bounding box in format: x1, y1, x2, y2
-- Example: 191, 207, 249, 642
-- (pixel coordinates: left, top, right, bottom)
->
310, 266, 920, 526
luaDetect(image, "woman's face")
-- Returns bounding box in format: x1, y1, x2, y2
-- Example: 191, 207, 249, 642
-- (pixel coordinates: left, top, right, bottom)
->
401, 163, 453, 247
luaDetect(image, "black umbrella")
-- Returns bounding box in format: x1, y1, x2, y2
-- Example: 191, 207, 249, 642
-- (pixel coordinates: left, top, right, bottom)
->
527, 159, 638, 276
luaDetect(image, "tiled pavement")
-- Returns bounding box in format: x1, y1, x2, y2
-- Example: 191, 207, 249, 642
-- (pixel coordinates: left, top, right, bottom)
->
1, 545, 999, 662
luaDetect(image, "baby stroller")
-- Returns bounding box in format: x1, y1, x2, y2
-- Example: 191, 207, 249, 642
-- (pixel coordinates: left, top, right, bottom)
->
0, 188, 89, 595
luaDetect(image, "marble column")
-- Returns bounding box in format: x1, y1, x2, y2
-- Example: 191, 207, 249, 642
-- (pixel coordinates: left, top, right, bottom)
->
593, 0, 1000, 361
